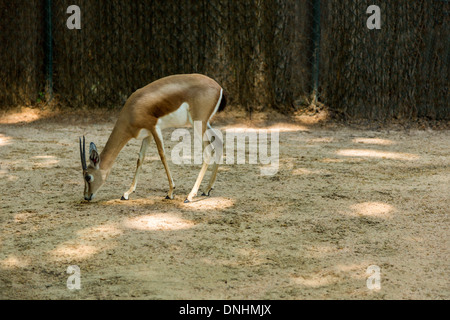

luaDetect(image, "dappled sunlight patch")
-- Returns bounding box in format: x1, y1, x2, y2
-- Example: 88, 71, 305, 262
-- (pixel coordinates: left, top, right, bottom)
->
31, 155, 59, 168
320, 157, 365, 163
279, 158, 295, 171
0, 255, 30, 269
183, 197, 234, 211
353, 138, 395, 146
291, 273, 340, 288
220, 127, 263, 133
294, 110, 330, 125
308, 137, 334, 143
5, 175, 19, 182
0, 134, 12, 147
49, 243, 101, 261
0, 107, 48, 124
266, 123, 309, 132
292, 263, 370, 286
122, 213, 195, 231
6, 175, 19, 182
344, 202, 395, 219
1, 159, 37, 171
334, 263, 369, 280
49, 222, 121, 262
336, 149, 419, 161
221, 124, 308, 133
102, 198, 156, 207
76, 223, 123, 241
320, 158, 346, 163
141, 155, 160, 161
0, 165, 19, 181
14, 211, 38, 223
0, 166, 8, 175
292, 167, 326, 176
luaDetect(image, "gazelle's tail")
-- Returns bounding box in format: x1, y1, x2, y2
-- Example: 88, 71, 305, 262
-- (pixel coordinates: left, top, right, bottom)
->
218, 90, 227, 112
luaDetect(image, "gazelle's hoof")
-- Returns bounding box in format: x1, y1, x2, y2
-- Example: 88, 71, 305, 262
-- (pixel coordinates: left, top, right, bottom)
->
165, 195, 172, 200
201, 188, 213, 197
184, 199, 190, 203
120, 196, 128, 201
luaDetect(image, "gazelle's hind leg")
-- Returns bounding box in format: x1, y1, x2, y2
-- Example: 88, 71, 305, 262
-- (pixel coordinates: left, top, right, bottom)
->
185, 154, 210, 203
121, 136, 151, 200
201, 162, 218, 197
185, 120, 209, 203
152, 126, 176, 200
202, 122, 222, 197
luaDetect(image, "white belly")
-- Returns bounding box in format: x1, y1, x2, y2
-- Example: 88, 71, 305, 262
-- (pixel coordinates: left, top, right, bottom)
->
136, 128, 151, 140
136, 102, 191, 140
157, 102, 190, 130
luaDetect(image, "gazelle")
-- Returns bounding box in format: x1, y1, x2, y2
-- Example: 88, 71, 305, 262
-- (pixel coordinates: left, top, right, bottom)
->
79, 74, 226, 203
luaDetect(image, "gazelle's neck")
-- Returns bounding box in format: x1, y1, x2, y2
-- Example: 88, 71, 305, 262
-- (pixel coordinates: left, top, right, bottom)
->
99, 121, 133, 175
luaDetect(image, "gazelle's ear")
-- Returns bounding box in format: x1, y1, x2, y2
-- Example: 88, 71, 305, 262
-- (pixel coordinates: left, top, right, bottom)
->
89, 142, 100, 169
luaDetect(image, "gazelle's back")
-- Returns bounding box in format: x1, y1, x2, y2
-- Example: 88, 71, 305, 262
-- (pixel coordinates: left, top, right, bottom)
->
124, 74, 223, 129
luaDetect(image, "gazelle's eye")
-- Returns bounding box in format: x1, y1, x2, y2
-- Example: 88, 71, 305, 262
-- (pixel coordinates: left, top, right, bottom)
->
85, 175, 94, 183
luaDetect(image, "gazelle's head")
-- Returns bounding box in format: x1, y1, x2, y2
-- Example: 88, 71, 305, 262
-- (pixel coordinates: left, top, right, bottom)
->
79, 136, 105, 201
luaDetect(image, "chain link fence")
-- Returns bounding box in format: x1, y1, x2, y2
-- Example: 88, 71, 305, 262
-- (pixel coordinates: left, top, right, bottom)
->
320, 0, 449, 120
0, 0, 45, 106
1, 0, 448, 120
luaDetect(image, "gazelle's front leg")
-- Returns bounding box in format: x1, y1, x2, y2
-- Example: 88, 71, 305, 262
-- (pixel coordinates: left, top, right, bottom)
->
121, 136, 151, 200
152, 126, 176, 199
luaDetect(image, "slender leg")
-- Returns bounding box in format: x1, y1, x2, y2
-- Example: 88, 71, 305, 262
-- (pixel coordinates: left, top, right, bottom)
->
202, 123, 222, 196
152, 126, 176, 199
185, 121, 210, 203
202, 163, 219, 196
121, 137, 151, 200
186, 158, 209, 203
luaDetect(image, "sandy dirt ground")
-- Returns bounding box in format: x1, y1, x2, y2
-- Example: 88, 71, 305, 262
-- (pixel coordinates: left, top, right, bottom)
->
0, 108, 449, 300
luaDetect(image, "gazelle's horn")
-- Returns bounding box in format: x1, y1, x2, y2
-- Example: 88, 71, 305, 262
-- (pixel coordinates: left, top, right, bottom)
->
79, 136, 87, 170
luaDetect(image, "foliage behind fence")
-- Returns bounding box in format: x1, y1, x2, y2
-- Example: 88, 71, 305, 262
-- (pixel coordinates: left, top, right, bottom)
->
1, 0, 448, 120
